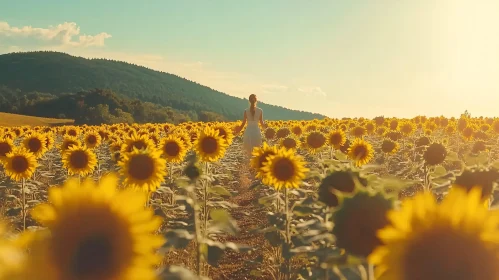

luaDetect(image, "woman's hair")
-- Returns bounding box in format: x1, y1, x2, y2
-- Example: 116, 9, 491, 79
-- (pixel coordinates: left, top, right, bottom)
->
249, 94, 257, 117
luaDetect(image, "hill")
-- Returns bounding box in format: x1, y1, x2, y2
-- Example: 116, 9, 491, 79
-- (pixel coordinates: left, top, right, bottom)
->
0, 86, 220, 125
0, 112, 74, 127
0, 51, 325, 121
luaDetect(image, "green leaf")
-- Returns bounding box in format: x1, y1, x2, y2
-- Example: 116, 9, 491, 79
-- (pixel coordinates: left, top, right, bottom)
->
162, 230, 194, 249
293, 205, 315, 217
431, 166, 447, 177
446, 151, 460, 162
209, 209, 239, 234
334, 150, 347, 160
208, 185, 232, 197
203, 240, 225, 267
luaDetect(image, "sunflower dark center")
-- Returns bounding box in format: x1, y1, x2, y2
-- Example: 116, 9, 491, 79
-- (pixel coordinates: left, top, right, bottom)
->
381, 141, 396, 153
307, 133, 326, 149
0, 142, 12, 157
87, 135, 97, 145
265, 129, 276, 139
330, 133, 343, 146
276, 129, 290, 139
68, 130, 77, 137
282, 138, 297, 149
201, 137, 218, 154
272, 158, 295, 181
27, 138, 42, 153
404, 226, 498, 280
258, 152, 275, 169
71, 235, 114, 277
11, 156, 29, 173
332, 195, 391, 258
63, 141, 78, 150
292, 127, 302, 135
69, 150, 90, 169
128, 154, 155, 180
164, 142, 180, 157
353, 145, 368, 159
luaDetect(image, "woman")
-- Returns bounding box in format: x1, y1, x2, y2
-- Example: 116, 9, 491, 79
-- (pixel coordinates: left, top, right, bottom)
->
235, 94, 267, 156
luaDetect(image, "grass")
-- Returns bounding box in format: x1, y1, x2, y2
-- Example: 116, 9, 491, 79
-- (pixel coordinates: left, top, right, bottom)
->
0, 112, 74, 127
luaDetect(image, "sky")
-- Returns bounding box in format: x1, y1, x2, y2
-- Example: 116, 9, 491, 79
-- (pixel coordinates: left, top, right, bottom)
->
1, 0, 499, 118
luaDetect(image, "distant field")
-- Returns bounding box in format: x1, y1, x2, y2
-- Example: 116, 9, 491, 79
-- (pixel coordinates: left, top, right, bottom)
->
0, 112, 74, 127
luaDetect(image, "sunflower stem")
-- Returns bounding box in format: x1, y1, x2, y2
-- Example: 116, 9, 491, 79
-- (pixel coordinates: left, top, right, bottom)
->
368, 263, 375, 280
21, 178, 26, 231
284, 187, 291, 280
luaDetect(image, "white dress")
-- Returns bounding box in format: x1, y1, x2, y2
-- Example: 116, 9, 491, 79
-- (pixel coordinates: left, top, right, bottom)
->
243, 107, 263, 155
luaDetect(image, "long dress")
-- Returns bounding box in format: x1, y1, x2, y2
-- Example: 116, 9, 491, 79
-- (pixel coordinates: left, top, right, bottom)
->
243, 107, 263, 155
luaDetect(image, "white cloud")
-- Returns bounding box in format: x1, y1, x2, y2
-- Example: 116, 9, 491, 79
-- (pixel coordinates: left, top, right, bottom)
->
298, 86, 326, 97
261, 84, 288, 94
0, 21, 111, 47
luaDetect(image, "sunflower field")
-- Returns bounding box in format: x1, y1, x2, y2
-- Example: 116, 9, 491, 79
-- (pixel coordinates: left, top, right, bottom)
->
1, 114, 499, 280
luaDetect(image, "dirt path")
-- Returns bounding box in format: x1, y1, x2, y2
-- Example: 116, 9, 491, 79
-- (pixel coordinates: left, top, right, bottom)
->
209, 160, 272, 280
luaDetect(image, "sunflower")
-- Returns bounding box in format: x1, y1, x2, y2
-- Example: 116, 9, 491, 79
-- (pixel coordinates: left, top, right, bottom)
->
381, 139, 399, 154
457, 117, 468, 131
347, 138, 374, 167
303, 131, 327, 153
61, 136, 80, 152
350, 126, 366, 138
471, 140, 487, 154
399, 121, 415, 136
65, 126, 80, 137
118, 148, 167, 192
332, 190, 394, 258
3, 147, 38, 181
251, 142, 278, 180
275, 127, 291, 139
376, 127, 387, 136
261, 148, 309, 190
385, 131, 402, 142
414, 136, 429, 147
44, 133, 55, 151
327, 130, 347, 149
423, 143, 447, 166
172, 130, 192, 150
339, 139, 351, 154
213, 123, 234, 145
27, 174, 165, 280
264, 127, 276, 140
193, 127, 228, 162
280, 136, 298, 150
291, 124, 303, 137
159, 134, 187, 163
317, 167, 368, 207
62, 145, 98, 177
121, 133, 155, 154
0, 137, 14, 161
84, 131, 102, 149
0, 221, 27, 279
389, 119, 398, 130
461, 126, 474, 141
452, 167, 499, 202
22, 132, 47, 158
492, 119, 499, 134
368, 187, 499, 280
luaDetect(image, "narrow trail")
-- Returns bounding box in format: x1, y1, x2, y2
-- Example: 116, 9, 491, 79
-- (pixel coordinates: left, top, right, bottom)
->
210, 159, 271, 280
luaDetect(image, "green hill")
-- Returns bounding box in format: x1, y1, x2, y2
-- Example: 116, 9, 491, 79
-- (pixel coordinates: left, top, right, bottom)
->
0, 51, 325, 121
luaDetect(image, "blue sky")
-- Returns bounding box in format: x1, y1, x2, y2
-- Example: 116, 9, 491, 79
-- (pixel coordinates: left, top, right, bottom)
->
2, 0, 499, 118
